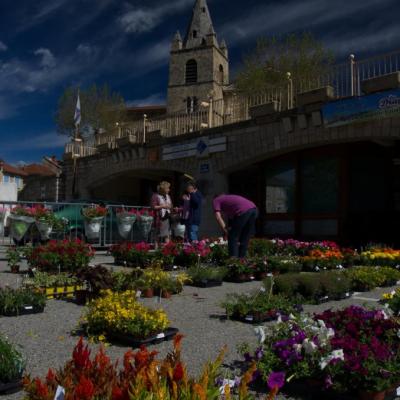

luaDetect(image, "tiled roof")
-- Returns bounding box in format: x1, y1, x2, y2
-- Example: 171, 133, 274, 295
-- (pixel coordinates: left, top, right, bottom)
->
22, 163, 56, 177
0, 161, 27, 177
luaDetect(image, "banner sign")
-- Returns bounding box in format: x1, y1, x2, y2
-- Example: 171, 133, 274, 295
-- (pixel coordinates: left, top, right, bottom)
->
322, 89, 400, 128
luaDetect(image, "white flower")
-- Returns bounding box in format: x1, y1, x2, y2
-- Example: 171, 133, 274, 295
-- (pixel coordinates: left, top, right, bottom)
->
397, 329, 400, 339
254, 326, 266, 344
293, 343, 302, 353
315, 266, 320, 271
219, 379, 236, 394
209, 243, 215, 248
302, 338, 318, 354
317, 320, 326, 328
320, 349, 344, 370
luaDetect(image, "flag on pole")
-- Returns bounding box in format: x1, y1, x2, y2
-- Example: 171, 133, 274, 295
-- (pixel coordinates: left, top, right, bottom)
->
74, 92, 81, 127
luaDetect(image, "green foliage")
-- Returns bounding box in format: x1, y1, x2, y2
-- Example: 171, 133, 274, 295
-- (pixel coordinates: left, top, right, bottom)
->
187, 265, 227, 283
0, 334, 25, 383
76, 265, 114, 296
248, 238, 275, 257
345, 267, 386, 291
54, 84, 127, 137
0, 287, 46, 315
267, 256, 302, 273
6, 246, 22, 268
235, 32, 334, 95
23, 272, 80, 288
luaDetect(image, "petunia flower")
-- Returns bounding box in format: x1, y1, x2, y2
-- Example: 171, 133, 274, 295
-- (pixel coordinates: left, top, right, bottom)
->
267, 371, 286, 390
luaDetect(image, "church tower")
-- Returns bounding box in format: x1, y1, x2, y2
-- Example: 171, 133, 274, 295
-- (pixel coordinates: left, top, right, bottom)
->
166, 0, 229, 114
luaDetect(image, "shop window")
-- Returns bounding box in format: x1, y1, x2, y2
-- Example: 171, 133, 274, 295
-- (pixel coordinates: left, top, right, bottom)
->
264, 220, 295, 235
301, 219, 338, 236
266, 160, 295, 213
301, 157, 338, 214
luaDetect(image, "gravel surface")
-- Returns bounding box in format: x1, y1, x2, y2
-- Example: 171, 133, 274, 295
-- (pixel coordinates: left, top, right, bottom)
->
0, 247, 394, 400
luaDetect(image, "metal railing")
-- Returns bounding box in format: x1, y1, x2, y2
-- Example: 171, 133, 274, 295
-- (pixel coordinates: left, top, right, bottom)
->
64, 49, 400, 158
0, 201, 155, 248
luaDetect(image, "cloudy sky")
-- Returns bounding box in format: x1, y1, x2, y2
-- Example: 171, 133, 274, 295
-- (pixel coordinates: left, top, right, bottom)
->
0, 0, 398, 163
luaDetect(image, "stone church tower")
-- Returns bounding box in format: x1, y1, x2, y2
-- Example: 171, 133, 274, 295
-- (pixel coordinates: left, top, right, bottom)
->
166, 0, 229, 114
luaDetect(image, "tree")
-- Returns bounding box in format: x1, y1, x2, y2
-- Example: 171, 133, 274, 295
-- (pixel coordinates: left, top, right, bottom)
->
235, 32, 334, 95
55, 84, 128, 137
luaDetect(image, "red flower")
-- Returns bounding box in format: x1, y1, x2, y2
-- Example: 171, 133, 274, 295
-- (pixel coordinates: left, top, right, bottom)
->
173, 363, 184, 381
34, 378, 49, 397
73, 337, 92, 369
74, 376, 95, 400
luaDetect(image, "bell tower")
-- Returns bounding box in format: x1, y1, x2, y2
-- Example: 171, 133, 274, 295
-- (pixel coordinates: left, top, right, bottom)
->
167, 0, 229, 114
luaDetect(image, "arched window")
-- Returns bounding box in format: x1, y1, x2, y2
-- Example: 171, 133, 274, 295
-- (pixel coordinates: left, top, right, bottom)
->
186, 96, 198, 113
192, 30, 197, 38
186, 59, 197, 84
201, 38, 206, 46
218, 64, 224, 84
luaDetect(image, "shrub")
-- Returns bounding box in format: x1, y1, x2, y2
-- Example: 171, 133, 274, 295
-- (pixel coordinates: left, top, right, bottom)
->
26, 239, 94, 272
0, 334, 25, 384
187, 265, 227, 283
297, 273, 324, 301
378, 266, 400, 286
268, 274, 300, 299
319, 271, 351, 299
345, 267, 385, 291
76, 265, 114, 296
248, 238, 276, 257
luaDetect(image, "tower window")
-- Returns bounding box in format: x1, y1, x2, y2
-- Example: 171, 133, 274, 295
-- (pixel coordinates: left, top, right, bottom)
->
201, 7, 206, 12
185, 59, 198, 84
219, 64, 224, 84
192, 30, 197, 38
201, 38, 206, 46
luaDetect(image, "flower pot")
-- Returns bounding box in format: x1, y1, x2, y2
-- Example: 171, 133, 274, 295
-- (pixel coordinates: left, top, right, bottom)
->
142, 288, 154, 298
134, 216, 153, 240
161, 290, 172, 299
35, 220, 53, 240
9, 214, 35, 242
10, 265, 20, 274
117, 214, 137, 238
358, 390, 386, 400
0, 378, 23, 395
172, 223, 186, 238
255, 271, 268, 280
75, 289, 90, 305
84, 217, 104, 240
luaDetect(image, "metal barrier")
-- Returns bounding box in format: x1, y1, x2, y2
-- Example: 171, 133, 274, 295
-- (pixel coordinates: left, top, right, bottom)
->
0, 201, 155, 247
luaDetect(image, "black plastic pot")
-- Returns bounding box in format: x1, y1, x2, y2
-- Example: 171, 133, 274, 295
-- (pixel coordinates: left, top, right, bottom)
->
107, 327, 179, 347
2, 305, 45, 317
189, 280, 223, 288
0, 378, 23, 395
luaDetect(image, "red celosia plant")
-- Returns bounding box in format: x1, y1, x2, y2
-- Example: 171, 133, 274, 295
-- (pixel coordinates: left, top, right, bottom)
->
23, 336, 273, 399
82, 205, 108, 219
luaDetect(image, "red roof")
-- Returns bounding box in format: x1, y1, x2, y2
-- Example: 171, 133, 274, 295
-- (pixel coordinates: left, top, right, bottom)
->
0, 161, 27, 177
22, 163, 56, 177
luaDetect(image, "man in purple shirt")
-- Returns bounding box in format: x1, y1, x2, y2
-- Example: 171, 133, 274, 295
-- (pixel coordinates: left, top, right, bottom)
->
213, 194, 258, 258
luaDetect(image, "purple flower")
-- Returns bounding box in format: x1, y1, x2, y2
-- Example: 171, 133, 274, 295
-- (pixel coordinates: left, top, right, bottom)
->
255, 347, 264, 360
267, 371, 286, 390
324, 375, 333, 388
243, 352, 253, 362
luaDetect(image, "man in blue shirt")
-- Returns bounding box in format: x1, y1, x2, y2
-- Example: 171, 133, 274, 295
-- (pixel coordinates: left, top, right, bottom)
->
186, 181, 202, 241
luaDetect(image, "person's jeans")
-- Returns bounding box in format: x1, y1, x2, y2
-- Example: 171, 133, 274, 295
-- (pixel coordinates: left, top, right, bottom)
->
228, 208, 258, 258
188, 224, 199, 241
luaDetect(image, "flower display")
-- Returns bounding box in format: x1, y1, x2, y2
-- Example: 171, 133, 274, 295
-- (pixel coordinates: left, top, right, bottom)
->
246, 306, 400, 394
81, 205, 108, 219
85, 290, 169, 339
109, 241, 152, 267
10, 205, 34, 217
23, 336, 268, 400
25, 239, 95, 272
361, 247, 400, 267
0, 334, 25, 385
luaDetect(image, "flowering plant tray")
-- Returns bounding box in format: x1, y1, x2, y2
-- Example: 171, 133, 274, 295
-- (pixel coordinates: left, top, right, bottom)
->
2, 304, 45, 317
107, 327, 179, 347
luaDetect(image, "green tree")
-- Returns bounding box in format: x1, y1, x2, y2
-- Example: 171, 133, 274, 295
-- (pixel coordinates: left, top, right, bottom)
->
55, 84, 127, 137
235, 32, 334, 95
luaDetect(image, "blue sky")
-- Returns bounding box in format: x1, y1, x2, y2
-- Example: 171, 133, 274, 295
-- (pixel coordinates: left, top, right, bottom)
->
0, 0, 398, 164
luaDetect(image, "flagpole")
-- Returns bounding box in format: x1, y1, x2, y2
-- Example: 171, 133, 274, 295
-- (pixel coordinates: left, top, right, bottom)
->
72, 89, 81, 199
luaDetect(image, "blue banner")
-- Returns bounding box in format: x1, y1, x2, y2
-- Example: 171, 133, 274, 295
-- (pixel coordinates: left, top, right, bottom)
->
322, 88, 400, 128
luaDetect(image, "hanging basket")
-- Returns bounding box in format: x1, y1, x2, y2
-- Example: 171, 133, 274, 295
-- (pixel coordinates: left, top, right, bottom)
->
35, 220, 53, 240
9, 214, 35, 242
137, 215, 154, 237
117, 213, 137, 239
172, 223, 186, 238
84, 217, 104, 240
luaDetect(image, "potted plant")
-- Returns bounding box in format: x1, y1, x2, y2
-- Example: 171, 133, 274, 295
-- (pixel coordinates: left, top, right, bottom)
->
225, 258, 254, 282
345, 267, 385, 292
187, 265, 226, 287
134, 209, 154, 241
75, 265, 114, 300
319, 271, 352, 300
116, 208, 137, 239
0, 334, 25, 394
8, 206, 35, 242
6, 246, 22, 273
31, 205, 58, 241
85, 290, 172, 346
0, 287, 46, 316
82, 205, 108, 240
250, 257, 269, 280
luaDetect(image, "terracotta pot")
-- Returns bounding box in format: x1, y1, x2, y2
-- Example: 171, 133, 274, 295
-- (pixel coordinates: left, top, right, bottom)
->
161, 290, 172, 299
358, 390, 386, 400
142, 288, 154, 298
10, 265, 20, 273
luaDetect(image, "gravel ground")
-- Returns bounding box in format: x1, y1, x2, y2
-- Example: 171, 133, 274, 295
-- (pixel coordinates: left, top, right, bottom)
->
0, 247, 395, 400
